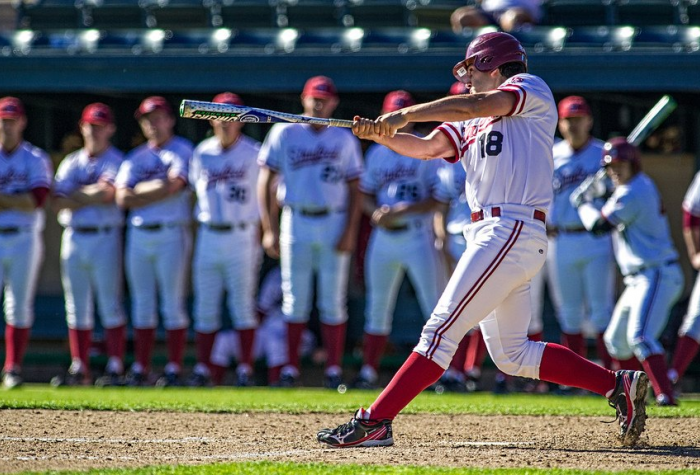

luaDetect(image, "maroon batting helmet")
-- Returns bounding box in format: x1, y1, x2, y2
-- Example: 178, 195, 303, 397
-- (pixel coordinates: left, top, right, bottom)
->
601, 137, 641, 173
453, 32, 527, 83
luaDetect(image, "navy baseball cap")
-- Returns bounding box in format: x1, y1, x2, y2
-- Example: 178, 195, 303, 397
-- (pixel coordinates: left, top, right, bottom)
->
0, 97, 25, 119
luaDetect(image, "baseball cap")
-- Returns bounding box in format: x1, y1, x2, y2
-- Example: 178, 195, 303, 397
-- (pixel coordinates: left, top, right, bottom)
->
0, 97, 25, 119
81, 102, 114, 126
212, 92, 244, 106
558, 96, 591, 119
302, 76, 338, 99
382, 90, 416, 113
134, 96, 172, 119
449, 81, 469, 96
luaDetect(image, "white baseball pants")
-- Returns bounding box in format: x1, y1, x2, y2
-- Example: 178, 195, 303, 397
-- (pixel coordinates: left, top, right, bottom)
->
0, 230, 43, 329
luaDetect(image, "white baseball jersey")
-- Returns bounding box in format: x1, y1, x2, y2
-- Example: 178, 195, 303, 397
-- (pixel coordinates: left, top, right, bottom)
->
435, 161, 471, 235
190, 135, 261, 225
437, 73, 556, 213
601, 172, 678, 276
53, 146, 124, 227
683, 171, 700, 216
360, 142, 443, 227
680, 171, 700, 341
115, 136, 193, 226
0, 141, 52, 229
258, 123, 363, 209
550, 139, 606, 229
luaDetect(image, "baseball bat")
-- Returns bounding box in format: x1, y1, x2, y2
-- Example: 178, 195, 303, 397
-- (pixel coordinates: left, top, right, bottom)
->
626, 94, 677, 147
179, 100, 353, 128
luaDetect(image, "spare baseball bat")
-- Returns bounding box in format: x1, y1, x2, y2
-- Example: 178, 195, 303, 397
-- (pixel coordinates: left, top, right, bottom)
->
179, 100, 353, 128
626, 94, 677, 147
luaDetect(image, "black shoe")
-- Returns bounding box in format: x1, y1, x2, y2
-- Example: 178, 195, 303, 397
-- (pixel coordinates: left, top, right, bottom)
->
1, 370, 22, 390
465, 375, 481, 392
351, 375, 376, 390
325, 374, 344, 391
51, 368, 90, 387
186, 372, 212, 387
317, 408, 393, 448
492, 373, 509, 394
95, 372, 125, 388
236, 372, 254, 387
125, 370, 148, 387
155, 372, 181, 388
434, 375, 467, 394
608, 370, 649, 446
277, 373, 297, 388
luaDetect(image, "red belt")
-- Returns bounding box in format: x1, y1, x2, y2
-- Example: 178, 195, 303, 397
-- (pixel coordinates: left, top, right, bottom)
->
470, 207, 546, 224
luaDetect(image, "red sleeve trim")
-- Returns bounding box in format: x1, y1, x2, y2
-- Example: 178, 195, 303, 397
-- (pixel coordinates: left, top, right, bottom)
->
436, 126, 459, 163
499, 87, 523, 116
31, 187, 49, 208
683, 209, 700, 229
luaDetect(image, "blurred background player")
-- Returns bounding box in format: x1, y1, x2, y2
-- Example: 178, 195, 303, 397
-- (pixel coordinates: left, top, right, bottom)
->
187, 92, 261, 387
548, 96, 615, 373
51, 103, 127, 387
451, 0, 543, 33
667, 169, 700, 393
258, 76, 364, 389
115, 96, 193, 387
209, 266, 316, 386
572, 137, 683, 405
353, 90, 446, 390
0, 97, 53, 390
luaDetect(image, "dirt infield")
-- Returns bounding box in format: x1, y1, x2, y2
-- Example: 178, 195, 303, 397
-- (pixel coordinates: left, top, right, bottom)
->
0, 410, 698, 473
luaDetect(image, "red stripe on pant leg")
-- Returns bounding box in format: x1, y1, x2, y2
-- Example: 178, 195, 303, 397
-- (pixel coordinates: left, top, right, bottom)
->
427, 221, 523, 359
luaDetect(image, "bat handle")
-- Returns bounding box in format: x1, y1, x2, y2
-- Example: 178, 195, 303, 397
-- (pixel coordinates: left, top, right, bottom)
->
328, 118, 354, 128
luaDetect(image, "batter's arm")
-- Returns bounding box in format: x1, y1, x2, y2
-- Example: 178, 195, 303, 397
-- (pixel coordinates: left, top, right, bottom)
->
258, 166, 280, 259
336, 178, 362, 253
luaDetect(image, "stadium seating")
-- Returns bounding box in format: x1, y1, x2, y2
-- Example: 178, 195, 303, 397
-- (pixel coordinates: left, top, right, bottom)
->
543, 0, 616, 27
145, 0, 214, 29
615, 0, 681, 26
279, 0, 350, 28
217, 0, 282, 28
84, 0, 150, 29
346, 0, 412, 27
15, 0, 85, 29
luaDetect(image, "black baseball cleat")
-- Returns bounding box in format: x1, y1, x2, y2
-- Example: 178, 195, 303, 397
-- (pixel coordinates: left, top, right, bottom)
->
317, 408, 394, 448
608, 370, 649, 446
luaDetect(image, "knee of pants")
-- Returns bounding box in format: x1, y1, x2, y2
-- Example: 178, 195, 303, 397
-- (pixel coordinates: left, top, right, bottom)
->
364, 312, 392, 336
604, 330, 632, 360
66, 310, 94, 330
5, 311, 34, 329
630, 336, 662, 361
161, 308, 190, 331
132, 312, 158, 330
489, 340, 546, 379
194, 314, 221, 334
556, 309, 583, 334
100, 312, 126, 330
232, 318, 257, 331
319, 310, 348, 326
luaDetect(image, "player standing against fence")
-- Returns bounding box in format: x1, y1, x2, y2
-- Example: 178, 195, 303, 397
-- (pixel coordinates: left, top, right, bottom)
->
258, 76, 364, 389
51, 103, 127, 387
115, 96, 193, 387
0, 97, 52, 390
317, 32, 649, 448
352, 90, 446, 390
187, 92, 261, 387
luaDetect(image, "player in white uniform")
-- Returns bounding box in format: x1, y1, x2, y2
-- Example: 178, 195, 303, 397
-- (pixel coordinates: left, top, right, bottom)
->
115, 96, 193, 387
548, 96, 615, 371
51, 103, 127, 387
188, 92, 261, 387
0, 97, 53, 390
258, 76, 364, 389
667, 171, 700, 392
353, 90, 446, 390
209, 267, 316, 386
573, 137, 683, 406
318, 32, 649, 448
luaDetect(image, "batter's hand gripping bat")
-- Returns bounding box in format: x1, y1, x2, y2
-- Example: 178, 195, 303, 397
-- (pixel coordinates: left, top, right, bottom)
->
179, 100, 354, 128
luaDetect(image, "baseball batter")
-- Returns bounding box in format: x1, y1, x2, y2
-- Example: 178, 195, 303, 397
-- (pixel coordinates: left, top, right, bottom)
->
354, 90, 446, 390
0, 97, 53, 390
548, 96, 615, 370
51, 103, 127, 387
667, 170, 700, 392
188, 92, 261, 387
573, 137, 683, 406
258, 76, 364, 389
115, 96, 193, 387
318, 32, 649, 448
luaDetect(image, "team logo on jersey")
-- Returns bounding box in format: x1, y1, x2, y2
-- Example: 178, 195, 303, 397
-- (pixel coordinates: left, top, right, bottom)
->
376, 165, 417, 188
0, 169, 29, 189
289, 146, 339, 169
204, 165, 247, 188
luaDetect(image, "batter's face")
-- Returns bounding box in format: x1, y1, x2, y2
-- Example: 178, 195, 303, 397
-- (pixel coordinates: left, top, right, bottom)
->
138, 109, 175, 147
558, 115, 592, 149
464, 62, 503, 94
301, 95, 338, 119
605, 161, 633, 186
0, 116, 26, 151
